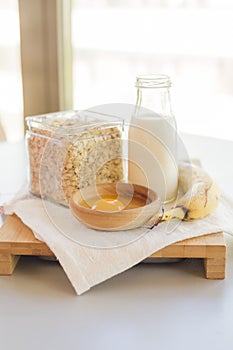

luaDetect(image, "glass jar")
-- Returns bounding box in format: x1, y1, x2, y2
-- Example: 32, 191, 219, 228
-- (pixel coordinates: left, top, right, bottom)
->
128, 74, 178, 203
26, 110, 124, 206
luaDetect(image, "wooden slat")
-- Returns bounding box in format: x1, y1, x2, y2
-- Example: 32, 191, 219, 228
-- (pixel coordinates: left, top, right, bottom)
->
0, 253, 20, 275
204, 257, 226, 279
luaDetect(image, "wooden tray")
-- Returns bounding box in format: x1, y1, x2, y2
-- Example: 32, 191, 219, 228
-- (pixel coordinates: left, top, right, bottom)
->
0, 214, 226, 279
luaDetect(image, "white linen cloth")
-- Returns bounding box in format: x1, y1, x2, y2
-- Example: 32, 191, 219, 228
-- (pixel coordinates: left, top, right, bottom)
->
2, 189, 233, 295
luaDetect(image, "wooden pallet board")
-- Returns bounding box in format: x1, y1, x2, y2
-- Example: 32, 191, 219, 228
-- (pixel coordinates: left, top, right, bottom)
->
0, 214, 226, 279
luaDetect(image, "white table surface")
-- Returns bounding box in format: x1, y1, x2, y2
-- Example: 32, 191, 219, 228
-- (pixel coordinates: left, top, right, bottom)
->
0, 134, 233, 350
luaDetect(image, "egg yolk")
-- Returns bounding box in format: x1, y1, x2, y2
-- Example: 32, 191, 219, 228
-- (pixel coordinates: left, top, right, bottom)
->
91, 198, 124, 212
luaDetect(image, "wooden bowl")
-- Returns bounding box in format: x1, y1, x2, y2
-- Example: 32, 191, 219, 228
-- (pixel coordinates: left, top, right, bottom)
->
69, 182, 161, 231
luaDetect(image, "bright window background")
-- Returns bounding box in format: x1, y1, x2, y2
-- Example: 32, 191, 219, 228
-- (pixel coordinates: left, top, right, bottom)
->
0, 0, 23, 141
72, 0, 233, 141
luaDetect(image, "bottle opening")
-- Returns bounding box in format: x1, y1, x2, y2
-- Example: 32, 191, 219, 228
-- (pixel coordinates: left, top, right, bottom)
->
135, 74, 171, 88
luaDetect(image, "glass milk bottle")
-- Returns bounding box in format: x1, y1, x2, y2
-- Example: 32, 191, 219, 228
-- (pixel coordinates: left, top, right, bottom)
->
128, 74, 178, 203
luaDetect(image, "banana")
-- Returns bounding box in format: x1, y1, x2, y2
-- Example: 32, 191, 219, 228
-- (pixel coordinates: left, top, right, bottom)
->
146, 162, 221, 229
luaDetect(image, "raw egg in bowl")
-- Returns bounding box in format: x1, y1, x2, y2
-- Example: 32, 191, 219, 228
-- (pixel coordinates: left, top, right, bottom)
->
69, 182, 161, 231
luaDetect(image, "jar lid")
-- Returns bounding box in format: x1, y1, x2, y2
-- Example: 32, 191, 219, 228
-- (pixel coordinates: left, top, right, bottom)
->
26, 110, 123, 137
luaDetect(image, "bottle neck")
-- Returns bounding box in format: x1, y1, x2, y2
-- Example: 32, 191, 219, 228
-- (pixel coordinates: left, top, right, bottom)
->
135, 74, 173, 118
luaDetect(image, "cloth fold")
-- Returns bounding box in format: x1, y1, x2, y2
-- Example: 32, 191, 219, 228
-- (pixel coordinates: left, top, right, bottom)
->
2, 191, 233, 295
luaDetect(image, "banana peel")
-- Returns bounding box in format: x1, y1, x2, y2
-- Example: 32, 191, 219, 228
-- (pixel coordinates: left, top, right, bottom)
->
145, 162, 221, 229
